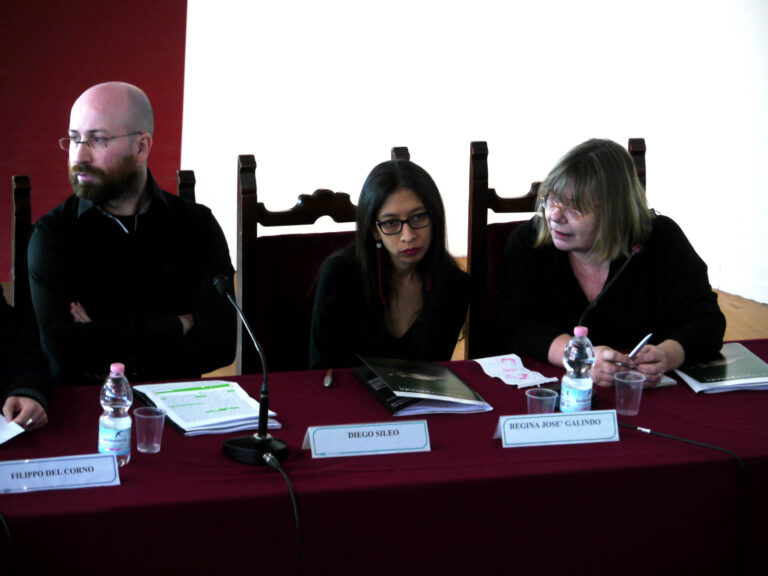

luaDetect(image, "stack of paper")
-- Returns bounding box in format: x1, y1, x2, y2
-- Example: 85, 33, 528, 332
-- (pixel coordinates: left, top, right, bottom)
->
133, 380, 281, 436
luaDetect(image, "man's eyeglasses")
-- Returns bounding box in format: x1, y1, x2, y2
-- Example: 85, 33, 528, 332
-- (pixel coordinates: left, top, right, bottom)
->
542, 195, 586, 220
58, 132, 142, 151
376, 212, 431, 235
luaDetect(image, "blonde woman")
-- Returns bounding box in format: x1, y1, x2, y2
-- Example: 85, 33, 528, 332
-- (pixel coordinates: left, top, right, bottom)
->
499, 139, 725, 387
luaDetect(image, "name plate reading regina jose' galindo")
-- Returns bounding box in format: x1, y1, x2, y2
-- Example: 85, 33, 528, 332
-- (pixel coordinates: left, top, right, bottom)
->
494, 410, 619, 448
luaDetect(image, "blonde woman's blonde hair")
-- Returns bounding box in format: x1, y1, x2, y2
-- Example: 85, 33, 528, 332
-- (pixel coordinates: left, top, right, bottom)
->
534, 138, 654, 261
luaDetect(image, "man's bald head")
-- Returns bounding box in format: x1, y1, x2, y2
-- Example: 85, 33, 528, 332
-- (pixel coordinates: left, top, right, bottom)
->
72, 82, 154, 137
68, 82, 154, 210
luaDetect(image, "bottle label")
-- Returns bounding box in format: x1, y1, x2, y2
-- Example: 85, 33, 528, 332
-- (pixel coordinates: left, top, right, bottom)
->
559, 376, 593, 413
98, 424, 131, 456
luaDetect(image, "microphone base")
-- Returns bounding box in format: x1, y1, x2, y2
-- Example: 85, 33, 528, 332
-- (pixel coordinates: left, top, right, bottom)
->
223, 433, 288, 466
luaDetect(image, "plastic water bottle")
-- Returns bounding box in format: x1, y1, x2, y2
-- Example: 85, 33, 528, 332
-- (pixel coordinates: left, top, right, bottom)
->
98, 362, 133, 466
559, 326, 595, 413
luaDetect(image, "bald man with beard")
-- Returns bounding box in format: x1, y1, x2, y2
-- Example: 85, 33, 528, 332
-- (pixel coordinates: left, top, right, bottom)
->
28, 82, 236, 386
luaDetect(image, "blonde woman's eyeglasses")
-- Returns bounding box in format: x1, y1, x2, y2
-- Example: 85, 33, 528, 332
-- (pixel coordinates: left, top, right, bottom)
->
542, 195, 586, 220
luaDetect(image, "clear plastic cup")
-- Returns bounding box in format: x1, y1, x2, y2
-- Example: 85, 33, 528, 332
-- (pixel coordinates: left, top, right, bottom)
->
134, 407, 166, 453
614, 372, 646, 416
525, 388, 559, 414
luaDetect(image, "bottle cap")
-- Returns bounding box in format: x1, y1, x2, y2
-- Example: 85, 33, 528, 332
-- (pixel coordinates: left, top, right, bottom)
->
573, 326, 588, 337
110, 362, 125, 376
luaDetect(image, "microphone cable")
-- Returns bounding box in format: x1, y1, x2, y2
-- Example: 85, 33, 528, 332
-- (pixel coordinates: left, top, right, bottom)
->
0, 510, 15, 576
264, 452, 301, 576
619, 422, 749, 575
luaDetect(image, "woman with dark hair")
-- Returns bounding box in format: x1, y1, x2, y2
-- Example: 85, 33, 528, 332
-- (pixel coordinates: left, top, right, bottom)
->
309, 159, 469, 369
499, 138, 725, 387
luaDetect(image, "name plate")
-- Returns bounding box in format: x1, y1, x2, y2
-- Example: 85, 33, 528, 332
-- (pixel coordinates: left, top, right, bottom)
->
0, 453, 121, 494
494, 410, 619, 448
303, 420, 431, 458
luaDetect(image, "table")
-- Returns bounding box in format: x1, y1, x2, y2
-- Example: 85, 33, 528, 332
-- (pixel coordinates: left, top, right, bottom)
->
2, 340, 767, 576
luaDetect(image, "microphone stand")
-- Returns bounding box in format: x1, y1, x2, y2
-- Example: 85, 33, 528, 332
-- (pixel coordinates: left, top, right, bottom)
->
215, 275, 288, 465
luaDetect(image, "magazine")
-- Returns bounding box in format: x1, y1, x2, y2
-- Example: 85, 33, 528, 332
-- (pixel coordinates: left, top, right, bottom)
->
354, 355, 492, 416
675, 343, 768, 393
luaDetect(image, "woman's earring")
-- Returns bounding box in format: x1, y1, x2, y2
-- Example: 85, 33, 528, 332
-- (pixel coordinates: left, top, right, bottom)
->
375, 239, 386, 305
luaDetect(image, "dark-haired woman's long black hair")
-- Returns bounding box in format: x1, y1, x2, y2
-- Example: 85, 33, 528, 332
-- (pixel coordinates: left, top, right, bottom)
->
355, 160, 464, 336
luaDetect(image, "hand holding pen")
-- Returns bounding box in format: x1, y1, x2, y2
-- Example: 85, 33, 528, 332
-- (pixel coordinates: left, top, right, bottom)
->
592, 333, 670, 387
613, 333, 675, 387
613, 333, 653, 369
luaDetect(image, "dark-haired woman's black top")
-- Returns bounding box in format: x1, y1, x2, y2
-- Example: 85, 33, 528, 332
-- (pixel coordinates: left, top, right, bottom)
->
499, 215, 726, 365
309, 248, 470, 369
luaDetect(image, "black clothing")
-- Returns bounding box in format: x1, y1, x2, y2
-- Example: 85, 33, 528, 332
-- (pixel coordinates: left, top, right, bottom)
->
499, 215, 725, 365
28, 171, 236, 385
1, 286, 51, 411
309, 246, 470, 369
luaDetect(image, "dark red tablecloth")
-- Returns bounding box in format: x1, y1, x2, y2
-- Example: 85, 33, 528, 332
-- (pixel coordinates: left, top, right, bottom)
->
2, 340, 767, 575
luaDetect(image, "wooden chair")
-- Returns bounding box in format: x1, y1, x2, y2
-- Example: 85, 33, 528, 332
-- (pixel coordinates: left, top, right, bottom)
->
391, 147, 410, 161
237, 157, 351, 374
236, 147, 412, 374
11, 175, 36, 336
177, 170, 196, 202
628, 138, 646, 189
464, 138, 647, 359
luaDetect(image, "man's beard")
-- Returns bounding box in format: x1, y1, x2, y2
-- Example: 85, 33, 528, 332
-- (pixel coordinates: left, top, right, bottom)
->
69, 154, 141, 206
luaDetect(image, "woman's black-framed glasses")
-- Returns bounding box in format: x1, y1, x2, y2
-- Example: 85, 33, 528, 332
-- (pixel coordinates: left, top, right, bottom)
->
376, 212, 431, 235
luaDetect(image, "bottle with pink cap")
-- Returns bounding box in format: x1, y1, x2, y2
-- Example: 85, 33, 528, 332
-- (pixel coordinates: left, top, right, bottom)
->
98, 362, 134, 466
560, 326, 595, 412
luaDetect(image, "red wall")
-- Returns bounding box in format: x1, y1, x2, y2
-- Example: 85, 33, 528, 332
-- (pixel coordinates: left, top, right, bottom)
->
0, 1, 188, 282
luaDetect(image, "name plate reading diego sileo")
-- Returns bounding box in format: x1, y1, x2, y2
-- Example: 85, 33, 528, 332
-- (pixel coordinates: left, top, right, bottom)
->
494, 410, 619, 448
303, 420, 431, 458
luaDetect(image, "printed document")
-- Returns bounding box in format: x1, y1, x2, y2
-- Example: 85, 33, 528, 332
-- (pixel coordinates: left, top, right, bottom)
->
133, 380, 281, 435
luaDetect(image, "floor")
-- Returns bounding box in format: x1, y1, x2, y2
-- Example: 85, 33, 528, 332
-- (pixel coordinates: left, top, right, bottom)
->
716, 290, 768, 341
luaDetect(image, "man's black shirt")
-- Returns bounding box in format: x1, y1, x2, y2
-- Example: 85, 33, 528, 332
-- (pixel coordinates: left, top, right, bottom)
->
28, 171, 236, 385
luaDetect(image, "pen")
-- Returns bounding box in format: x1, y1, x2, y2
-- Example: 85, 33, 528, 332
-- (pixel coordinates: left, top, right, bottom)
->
614, 333, 653, 368
323, 369, 333, 388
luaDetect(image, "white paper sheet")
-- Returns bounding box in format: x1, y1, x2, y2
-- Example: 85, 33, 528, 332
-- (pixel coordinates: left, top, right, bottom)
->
0, 419, 24, 445
474, 354, 558, 388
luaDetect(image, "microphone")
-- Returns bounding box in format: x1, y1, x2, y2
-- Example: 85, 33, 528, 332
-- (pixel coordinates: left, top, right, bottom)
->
578, 243, 643, 327
212, 273, 288, 465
